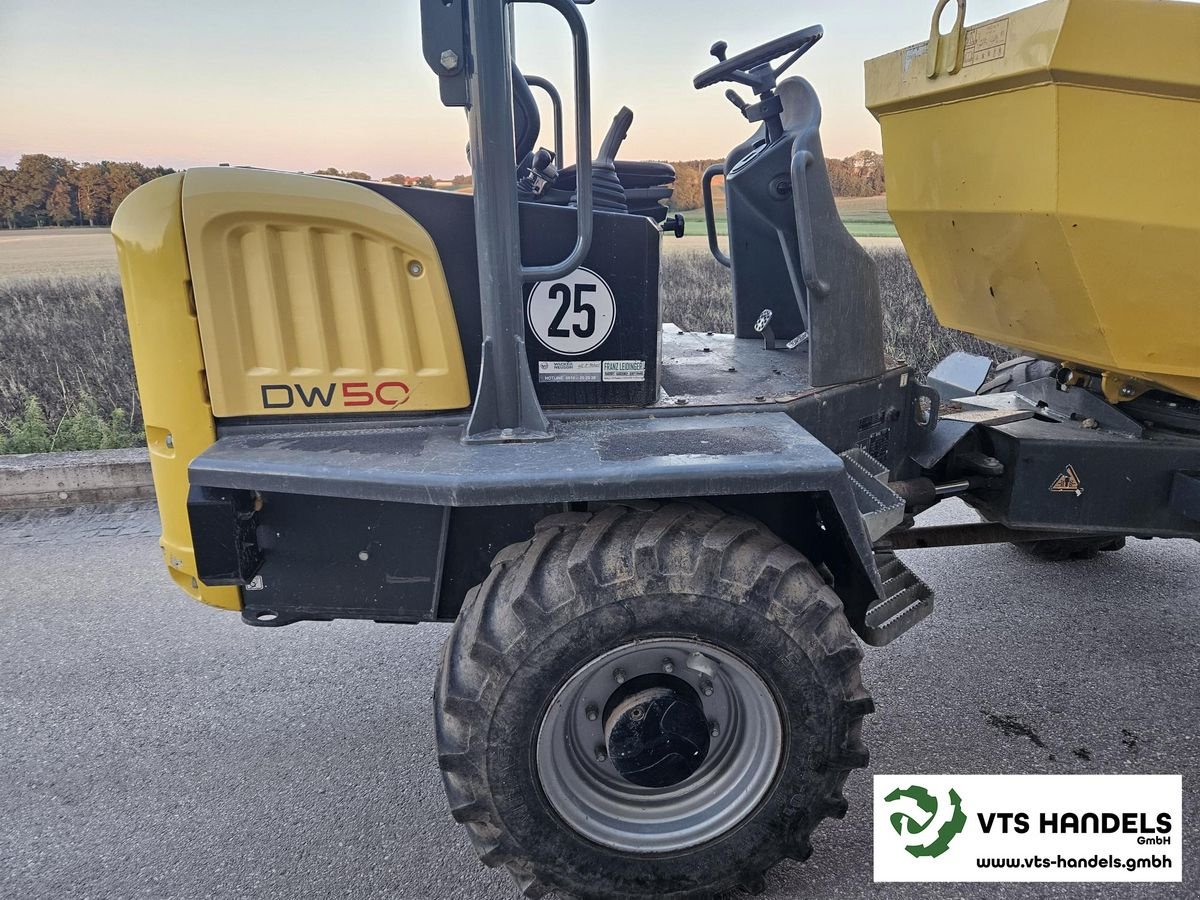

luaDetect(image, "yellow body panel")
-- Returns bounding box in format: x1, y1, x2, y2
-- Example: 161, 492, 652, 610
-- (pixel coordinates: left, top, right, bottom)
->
181, 168, 470, 417
111, 174, 240, 611
867, 0, 1200, 400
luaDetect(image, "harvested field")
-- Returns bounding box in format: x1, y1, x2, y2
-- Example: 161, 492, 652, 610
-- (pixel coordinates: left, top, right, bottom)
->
0, 228, 118, 281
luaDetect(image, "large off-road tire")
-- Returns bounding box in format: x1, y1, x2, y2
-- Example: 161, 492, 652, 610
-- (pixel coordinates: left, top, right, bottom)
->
982, 357, 1125, 561
434, 502, 872, 899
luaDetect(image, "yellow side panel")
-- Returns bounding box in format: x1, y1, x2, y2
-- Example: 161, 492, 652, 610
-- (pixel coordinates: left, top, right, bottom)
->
866, 0, 1200, 400
181, 168, 470, 417
111, 174, 240, 611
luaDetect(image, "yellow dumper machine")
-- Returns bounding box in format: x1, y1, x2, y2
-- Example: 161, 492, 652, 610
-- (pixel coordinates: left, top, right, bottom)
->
113, 0, 1198, 896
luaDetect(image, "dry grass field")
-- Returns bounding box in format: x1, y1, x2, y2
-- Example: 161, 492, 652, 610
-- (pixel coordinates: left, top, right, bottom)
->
0, 227, 1001, 452
0, 228, 118, 281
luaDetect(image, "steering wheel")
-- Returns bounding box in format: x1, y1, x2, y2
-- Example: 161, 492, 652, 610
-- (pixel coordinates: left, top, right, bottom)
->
693, 25, 823, 93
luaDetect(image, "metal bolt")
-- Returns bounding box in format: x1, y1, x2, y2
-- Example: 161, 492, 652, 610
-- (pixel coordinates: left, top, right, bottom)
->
613, 668, 626, 685
1120, 385, 1135, 398
700, 679, 715, 697
165, 433, 174, 449
585, 704, 598, 722
407, 260, 424, 277
630, 706, 645, 721
358, 550, 370, 561
595, 746, 608, 763
439, 49, 459, 71
710, 721, 720, 738
500, 427, 515, 440
662, 658, 675, 674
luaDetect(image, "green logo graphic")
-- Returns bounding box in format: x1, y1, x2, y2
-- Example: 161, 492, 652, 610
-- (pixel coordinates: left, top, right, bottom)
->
884, 785, 967, 858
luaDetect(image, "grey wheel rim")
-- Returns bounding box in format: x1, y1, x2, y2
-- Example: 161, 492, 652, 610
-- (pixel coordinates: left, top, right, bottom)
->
535, 637, 784, 853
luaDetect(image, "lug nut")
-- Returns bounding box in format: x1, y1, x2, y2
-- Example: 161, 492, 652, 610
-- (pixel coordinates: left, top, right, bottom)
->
710, 721, 720, 738
595, 746, 608, 763
613, 668, 626, 684
662, 658, 675, 674
585, 704, 598, 722
700, 679, 715, 697
630, 706, 645, 721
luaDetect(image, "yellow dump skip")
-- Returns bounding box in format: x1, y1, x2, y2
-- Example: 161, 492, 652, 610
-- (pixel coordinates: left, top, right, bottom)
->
867, 0, 1200, 401
182, 168, 470, 417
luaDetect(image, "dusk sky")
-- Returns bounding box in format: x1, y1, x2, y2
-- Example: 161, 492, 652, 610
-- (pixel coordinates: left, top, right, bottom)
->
3, 1, 1071, 177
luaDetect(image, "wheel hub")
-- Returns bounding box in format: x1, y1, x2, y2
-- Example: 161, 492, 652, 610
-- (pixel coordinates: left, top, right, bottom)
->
604, 679, 711, 788
535, 638, 783, 853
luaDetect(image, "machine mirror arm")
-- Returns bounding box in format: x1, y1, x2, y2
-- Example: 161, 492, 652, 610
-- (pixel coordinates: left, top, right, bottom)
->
515, 0, 592, 283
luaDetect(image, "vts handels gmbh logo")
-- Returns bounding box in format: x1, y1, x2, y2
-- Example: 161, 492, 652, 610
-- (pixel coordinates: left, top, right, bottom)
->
260, 381, 411, 410
884, 784, 968, 858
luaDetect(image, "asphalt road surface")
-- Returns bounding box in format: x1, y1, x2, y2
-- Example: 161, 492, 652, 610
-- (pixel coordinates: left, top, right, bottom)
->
2, 502, 1196, 899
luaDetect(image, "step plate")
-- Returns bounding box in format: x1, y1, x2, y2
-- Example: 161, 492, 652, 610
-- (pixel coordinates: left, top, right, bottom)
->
861, 551, 934, 647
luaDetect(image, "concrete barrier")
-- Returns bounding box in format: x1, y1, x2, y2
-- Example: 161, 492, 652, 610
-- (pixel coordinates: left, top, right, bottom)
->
0, 449, 154, 511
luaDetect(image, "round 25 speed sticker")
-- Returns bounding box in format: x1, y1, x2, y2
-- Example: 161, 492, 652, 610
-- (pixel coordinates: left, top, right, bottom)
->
527, 267, 615, 356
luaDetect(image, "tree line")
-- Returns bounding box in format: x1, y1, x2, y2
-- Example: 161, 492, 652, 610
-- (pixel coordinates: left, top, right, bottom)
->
0, 150, 883, 228
0, 155, 175, 229
666, 150, 885, 211
0, 157, 484, 228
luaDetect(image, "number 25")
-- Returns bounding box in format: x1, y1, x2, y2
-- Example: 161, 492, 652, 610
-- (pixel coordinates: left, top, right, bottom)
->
547, 283, 597, 339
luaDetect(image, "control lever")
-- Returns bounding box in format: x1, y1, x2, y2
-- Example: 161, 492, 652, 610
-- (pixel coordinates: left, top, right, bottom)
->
724, 89, 749, 113
710, 40, 728, 62
574, 106, 634, 213
518, 148, 559, 197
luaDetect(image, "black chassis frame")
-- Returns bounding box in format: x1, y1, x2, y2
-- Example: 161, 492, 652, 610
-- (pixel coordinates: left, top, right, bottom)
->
188, 361, 927, 639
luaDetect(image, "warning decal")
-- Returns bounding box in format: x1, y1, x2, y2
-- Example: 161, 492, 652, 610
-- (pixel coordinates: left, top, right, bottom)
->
1050, 465, 1084, 497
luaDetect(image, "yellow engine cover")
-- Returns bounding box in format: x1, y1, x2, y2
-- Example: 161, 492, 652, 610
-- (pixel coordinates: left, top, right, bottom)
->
112, 173, 240, 610
182, 168, 470, 417
866, 0, 1200, 401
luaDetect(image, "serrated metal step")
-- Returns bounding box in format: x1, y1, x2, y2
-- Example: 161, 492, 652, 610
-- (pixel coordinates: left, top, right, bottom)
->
861, 551, 934, 646
840, 448, 905, 543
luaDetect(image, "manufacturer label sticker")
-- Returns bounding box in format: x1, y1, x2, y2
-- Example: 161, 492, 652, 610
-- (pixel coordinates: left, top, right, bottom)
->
538, 360, 602, 383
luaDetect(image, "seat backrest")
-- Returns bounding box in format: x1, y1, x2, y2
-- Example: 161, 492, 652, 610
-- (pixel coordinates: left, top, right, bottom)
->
512, 65, 541, 163
721, 76, 885, 387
